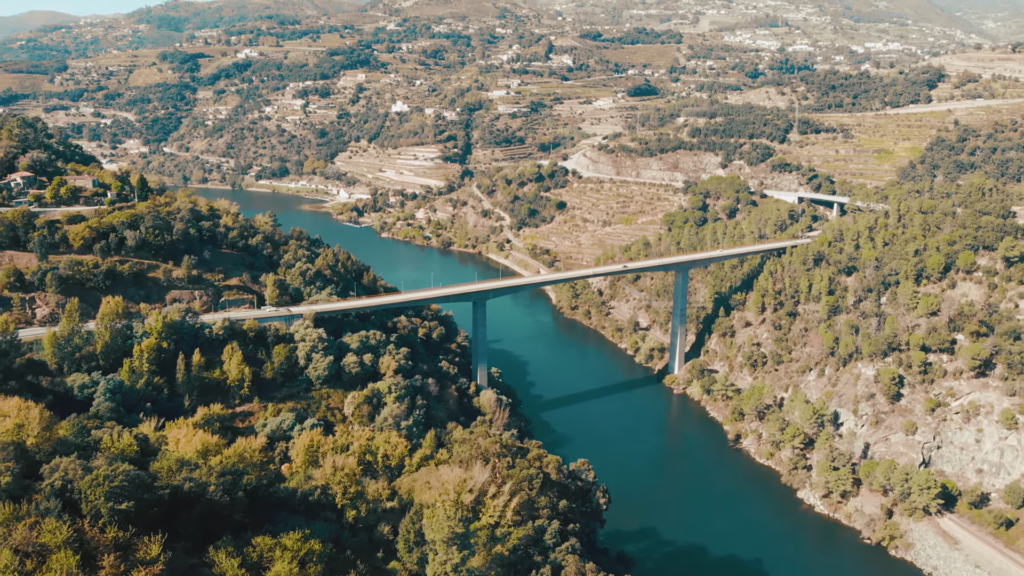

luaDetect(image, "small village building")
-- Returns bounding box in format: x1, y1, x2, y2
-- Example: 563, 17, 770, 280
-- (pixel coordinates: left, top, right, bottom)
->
66, 175, 99, 189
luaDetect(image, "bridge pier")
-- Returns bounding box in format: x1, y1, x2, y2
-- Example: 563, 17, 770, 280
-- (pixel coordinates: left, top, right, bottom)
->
472, 299, 488, 388
833, 202, 840, 218
668, 267, 689, 375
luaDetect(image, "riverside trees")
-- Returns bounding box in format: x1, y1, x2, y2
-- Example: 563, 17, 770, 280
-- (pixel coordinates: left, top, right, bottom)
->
0, 194, 617, 575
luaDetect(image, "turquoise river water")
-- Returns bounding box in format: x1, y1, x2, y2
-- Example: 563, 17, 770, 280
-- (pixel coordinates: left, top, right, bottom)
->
195, 188, 925, 576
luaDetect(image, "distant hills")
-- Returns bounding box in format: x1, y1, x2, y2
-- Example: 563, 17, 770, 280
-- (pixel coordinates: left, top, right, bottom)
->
0, 10, 80, 38
809, 0, 984, 37
129, 0, 374, 31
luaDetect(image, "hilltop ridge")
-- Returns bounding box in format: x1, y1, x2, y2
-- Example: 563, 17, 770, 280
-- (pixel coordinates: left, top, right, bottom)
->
0, 10, 80, 38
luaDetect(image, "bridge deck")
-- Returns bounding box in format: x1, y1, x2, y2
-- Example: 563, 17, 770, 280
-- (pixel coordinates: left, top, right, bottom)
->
16, 238, 811, 341
764, 190, 852, 204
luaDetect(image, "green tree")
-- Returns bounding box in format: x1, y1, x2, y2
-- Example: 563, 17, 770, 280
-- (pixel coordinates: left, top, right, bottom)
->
962, 343, 994, 376
222, 342, 253, 399
815, 444, 856, 501
875, 367, 903, 404
915, 294, 941, 318
956, 250, 977, 273
134, 173, 153, 201
0, 314, 22, 385
0, 395, 58, 461
94, 296, 132, 371
120, 337, 166, 395
180, 254, 197, 281
905, 469, 943, 518
43, 177, 67, 205
902, 419, 918, 436
1002, 479, 1024, 510
41, 298, 89, 374
79, 462, 155, 527
998, 407, 1018, 431
262, 273, 290, 306
998, 237, 1024, 267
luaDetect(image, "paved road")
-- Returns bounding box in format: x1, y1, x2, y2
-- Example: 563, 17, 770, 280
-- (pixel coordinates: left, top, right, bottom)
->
0, 206, 103, 213
937, 515, 1024, 576
16, 238, 810, 341
834, 98, 1024, 116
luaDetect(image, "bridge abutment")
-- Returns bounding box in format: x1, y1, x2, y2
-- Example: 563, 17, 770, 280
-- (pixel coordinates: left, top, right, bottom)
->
669, 267, 689, 375
472, 299, 489, 388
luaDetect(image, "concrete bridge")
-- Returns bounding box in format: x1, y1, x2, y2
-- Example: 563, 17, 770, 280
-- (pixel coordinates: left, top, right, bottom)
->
17, 238, 812, 386
763, 190, 888, 217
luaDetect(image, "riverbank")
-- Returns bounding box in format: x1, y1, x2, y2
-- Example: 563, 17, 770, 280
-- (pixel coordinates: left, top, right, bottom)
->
324, 200, 1017, 576
180, 180, 333, 199
193, 186, 936, 576
691, 382, 1024, 576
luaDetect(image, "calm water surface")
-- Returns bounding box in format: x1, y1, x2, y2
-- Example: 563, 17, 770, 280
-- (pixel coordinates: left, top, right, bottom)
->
195, 188, 925, 576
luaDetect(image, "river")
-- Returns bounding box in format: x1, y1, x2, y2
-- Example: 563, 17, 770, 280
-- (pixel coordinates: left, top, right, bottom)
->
195, 188, 925, 576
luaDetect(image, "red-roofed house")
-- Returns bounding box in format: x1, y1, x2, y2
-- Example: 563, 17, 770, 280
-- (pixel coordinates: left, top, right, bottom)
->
0, 171, 37, 194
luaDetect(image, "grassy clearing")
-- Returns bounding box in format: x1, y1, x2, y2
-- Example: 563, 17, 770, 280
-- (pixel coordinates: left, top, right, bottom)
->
776, 100, 1024, 184
0, 73, 52, 92
528, 180, 680, 266
128, 66, 179, 87
597, 45, 680, 69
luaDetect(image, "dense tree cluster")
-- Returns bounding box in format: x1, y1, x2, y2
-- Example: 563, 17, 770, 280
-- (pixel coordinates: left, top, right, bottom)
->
0, 59, 68, 75
157, 50, 210, 74
477, 162, 571, 229
899, 122, 1024, 185
0, 198, 617, 576
598, 101, 837, 167
0, 191, 397, 323
0, 114, 97, 180
579, 27, 683, 45
796, 66, 946, 112
600, 130, 776, 167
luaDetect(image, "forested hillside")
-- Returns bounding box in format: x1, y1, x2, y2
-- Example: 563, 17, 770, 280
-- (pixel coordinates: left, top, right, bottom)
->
0, 114, 97, 179
555, 121, 1024, 549
0, 191, 617, 575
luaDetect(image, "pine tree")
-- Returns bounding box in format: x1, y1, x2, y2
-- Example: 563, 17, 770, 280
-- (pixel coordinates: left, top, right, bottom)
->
41, 298, 89, 374
95, 296, 131, 371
